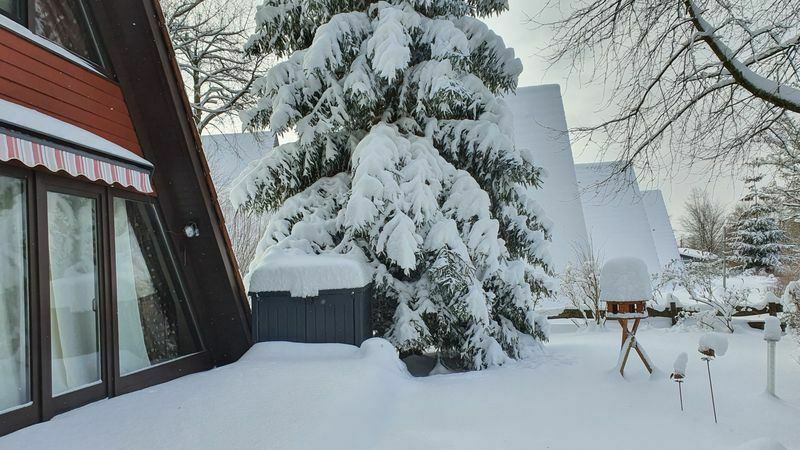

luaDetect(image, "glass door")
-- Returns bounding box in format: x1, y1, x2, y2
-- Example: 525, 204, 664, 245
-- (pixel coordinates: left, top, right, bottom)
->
40, 182, 108, 416
0, 175, 30, 414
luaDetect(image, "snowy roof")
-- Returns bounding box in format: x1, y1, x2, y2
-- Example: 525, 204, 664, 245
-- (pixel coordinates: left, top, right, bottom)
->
575, 162, 662, 275
599, 257, 653, 301
201, 132, 275, 188
0, 98, 151, 168
503, 85, 589, 273
678, 247, 718, 261
641, 190, 681, 269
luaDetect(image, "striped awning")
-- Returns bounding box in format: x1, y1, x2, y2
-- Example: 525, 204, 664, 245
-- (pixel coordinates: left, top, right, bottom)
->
0, 130, 154, 194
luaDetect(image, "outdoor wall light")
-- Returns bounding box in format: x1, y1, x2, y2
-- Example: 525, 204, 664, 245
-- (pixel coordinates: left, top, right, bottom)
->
184, 223, 200, 238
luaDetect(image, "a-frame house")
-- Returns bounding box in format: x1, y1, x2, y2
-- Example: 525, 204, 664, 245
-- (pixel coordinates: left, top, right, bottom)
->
0, 0, 251, 435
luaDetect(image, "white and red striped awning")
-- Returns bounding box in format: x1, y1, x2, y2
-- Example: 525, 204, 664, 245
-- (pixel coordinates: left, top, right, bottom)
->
0, 130, 154, 194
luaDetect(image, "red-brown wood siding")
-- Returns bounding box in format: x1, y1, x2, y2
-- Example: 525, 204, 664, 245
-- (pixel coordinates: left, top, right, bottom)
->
0, 27, 143, 155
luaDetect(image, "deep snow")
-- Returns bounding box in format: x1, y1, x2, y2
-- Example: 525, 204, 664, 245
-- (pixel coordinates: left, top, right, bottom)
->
2, 321, 798, 450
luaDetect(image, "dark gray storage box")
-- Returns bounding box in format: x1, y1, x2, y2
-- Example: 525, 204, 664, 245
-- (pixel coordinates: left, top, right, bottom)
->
250, 285, 372, 346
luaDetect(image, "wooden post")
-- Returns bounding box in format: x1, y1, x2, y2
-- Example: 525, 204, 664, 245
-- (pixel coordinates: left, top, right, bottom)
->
768, 302, 778, 317
670, 301, 678, 326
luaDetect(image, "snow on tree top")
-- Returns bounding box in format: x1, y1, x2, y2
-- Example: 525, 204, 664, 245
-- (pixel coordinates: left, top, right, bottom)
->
248, 249, 372, 297
599, 257, 653, 302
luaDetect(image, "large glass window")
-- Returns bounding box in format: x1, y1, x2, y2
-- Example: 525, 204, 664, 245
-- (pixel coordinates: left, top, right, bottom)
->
0, 176, 29, 412
47, 191, 102, 396
114, 198, 200, 375
33, 0, 104, 67
0, 0, 24, 24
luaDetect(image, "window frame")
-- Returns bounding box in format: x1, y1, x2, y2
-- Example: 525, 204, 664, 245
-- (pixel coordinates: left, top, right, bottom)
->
108, 189, 209, 396
0, 166, 212, 435
0, 0, 113, 76
0, 0, 25, 25
0, 164, 40, 436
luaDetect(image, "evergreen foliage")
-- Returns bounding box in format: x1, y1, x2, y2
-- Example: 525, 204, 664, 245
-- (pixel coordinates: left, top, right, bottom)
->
729, 175, 787, 273
231, 0, 553, 369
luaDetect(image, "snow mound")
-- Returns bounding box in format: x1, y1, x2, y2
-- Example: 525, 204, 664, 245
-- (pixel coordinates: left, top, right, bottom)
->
599, 257, 653, 301
763, 316, 782, 342
360, 338, 404, 370
734, 438, 787, 450
248, 249, 373, 297
239, 338, 407, 375
698, 333, 729, 357
672, 352, 688, 377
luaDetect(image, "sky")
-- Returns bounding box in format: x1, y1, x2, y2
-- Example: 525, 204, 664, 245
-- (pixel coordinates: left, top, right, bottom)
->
219, 0, 749, 237
483, 0, 746, 236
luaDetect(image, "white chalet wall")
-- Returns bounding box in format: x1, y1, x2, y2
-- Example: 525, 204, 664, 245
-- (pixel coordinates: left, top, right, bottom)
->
575, 162, 662, 275
504, 85, 590, 273
642, 190, 681, 270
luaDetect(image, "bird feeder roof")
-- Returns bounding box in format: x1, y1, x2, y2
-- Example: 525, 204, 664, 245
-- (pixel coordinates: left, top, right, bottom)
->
599, 257, 653, 302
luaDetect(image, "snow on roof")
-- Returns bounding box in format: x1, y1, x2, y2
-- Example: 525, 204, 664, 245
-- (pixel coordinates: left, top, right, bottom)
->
0, 98, 151, 168
503, 85, 590, 273
642, 190, 681, 269
575, 162, 662, 275
201, 132, 275, 188
599, 257, 653, 301
678, 247, 718, 261
248, 249, 372, 297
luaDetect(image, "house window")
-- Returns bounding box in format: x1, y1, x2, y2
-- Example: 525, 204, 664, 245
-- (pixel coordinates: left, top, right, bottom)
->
0, 0, 107, 69
0, 175, 30, 413
0, 0, 24, 24
113, 198, 200, 375
33, 0, 105, 67
47, 191, 102, 396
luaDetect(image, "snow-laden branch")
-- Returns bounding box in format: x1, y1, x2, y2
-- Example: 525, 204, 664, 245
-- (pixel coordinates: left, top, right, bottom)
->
685, 0, 800, 113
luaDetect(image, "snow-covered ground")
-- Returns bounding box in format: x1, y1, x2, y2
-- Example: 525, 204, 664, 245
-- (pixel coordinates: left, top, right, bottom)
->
2, 320, 798, 450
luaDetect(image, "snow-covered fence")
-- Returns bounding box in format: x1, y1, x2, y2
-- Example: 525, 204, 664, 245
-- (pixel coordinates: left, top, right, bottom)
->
550, 301, 784, 327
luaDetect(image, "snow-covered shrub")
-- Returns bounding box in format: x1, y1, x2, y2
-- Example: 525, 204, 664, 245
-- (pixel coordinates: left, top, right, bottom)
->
232, 0, 553, 369
660, 262, 748, 332
782, 281, 800, 355
560, 243, 603, 327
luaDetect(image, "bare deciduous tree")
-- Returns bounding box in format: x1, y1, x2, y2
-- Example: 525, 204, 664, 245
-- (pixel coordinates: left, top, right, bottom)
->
542, 0, 800, 174
203, 139, 270, 274
561, 242, 604, 328
162, 0, 269, 134
681, 188, 727, 254
757, 118, 800, 221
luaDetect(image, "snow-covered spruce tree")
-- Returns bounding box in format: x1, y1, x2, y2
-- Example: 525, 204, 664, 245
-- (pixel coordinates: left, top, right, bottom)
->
729, 175, 787, 274
231, 0, 553, 369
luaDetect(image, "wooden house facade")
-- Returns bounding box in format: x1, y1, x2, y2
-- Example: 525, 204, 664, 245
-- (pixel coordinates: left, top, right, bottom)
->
0, 0, 251, 435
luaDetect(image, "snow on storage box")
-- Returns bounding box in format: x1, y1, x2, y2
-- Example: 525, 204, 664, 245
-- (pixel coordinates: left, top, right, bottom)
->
576, 162, 662, 275
248, 250, 373, 346
503, 85, 590, 273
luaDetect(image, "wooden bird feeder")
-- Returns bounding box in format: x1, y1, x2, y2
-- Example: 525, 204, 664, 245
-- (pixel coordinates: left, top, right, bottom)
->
599, 258, 655, 377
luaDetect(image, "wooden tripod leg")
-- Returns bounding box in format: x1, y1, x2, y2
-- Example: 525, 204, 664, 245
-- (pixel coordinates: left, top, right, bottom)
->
618, 335, 634, 376
620, 319, 629, 349
633, 343, 654, 373
630, 318, 641, 336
